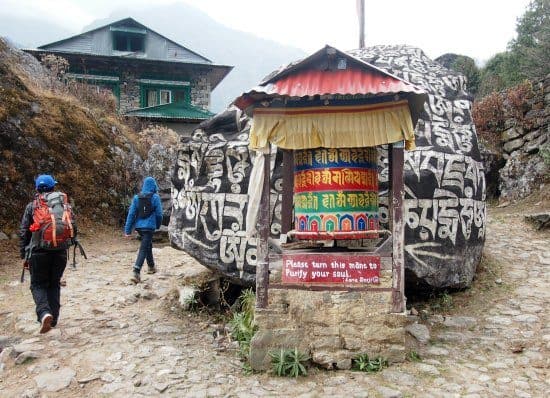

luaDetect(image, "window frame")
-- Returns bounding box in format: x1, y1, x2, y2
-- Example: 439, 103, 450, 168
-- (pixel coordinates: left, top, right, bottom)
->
139, 83, 190, 108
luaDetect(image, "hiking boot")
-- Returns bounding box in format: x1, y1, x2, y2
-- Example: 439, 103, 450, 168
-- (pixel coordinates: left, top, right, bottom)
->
146, 266, 157, 274
130, 272, 141, 284
40, 313, 53, 334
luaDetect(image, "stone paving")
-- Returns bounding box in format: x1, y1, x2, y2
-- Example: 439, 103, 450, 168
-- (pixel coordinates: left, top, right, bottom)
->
0, 212, 548, 397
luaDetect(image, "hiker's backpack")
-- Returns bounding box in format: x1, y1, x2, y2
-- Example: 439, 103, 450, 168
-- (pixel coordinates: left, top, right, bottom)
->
30, 191, 75, 250
137, 192, 153, 219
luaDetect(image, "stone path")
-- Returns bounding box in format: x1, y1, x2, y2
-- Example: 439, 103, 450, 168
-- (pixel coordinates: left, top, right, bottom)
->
0, 212, 548, 397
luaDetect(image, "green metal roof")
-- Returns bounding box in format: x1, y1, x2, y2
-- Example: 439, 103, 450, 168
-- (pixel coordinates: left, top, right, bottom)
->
124, 102, 214, 121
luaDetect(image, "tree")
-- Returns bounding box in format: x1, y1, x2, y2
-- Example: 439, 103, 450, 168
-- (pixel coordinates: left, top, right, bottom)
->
435, 53, 481, 95
478, 52, 520, 97
477, 0, 549, 97
510, 0, 550, 80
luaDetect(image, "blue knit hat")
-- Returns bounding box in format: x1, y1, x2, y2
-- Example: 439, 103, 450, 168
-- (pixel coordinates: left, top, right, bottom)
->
35, 174, 57, 190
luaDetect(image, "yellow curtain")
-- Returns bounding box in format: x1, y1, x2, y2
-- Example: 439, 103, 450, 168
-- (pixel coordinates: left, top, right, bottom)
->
250, 100, 416, 151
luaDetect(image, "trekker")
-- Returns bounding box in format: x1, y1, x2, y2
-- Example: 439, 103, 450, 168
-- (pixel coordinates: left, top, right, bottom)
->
124, 176, 163, 283
19, 174, 76, 334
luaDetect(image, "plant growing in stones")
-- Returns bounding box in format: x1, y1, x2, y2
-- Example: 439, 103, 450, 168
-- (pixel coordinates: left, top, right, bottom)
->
407, 350, 422, 362
352, 353, 388, 372
229, 288, 257, 369
269, 348, 309, 377
429, 290, 454, 312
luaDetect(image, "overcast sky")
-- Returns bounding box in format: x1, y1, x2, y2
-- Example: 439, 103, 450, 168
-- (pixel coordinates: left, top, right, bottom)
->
0, 0, 532, 63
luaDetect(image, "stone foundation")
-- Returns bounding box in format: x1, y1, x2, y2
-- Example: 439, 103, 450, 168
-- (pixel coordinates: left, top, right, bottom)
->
250, 287, 406, 371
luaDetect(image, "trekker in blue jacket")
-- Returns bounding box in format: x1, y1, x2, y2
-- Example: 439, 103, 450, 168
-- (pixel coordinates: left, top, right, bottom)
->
124, 176, 163, 283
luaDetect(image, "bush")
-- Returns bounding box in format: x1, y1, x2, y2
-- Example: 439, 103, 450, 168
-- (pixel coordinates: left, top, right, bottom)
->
269, 348, 309, 377
472, 80, 533, 143
351, 353, 388, 372
229, 289, 257, 370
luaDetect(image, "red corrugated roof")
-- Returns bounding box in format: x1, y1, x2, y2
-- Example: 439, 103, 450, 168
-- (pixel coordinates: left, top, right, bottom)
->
269, 66, 419, 97
233, 45, 427, 123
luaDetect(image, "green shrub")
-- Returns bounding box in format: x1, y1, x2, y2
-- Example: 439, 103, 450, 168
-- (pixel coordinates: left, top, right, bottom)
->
269, 348, 309, 377
229, 289, 258, 369
352, 353, 388, 372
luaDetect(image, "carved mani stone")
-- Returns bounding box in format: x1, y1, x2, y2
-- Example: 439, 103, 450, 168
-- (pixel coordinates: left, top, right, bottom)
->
169, 45, 486, 290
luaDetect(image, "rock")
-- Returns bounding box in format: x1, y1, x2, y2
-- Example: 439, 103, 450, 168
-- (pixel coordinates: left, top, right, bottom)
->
503, 137, 525, 153
15, 351, 39, 364
382, 370, 419, 386
501, 126, 523, 141
443, 316, 477, 328
524, 213, 550, 230
513, 314, 539, 323
524, 134, 547, 154
415, 363, 440, 375
34, 367, 75, 392
405, 323, 430, 344
0, 231, 9, 240
426, 346, 449, 356
0, 336, 11, 349
154, 382, 169, 393
170, 45, 488, 291
13, 342, 44, 354
21, 388, 39, 398
377, 386, 403, 398
0, 346, 14, 363
178, 286, 199, 310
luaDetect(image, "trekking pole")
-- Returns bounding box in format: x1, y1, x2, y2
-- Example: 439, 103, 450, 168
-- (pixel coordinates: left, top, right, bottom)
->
21, 260, 29, 283
72, 239, 88, 268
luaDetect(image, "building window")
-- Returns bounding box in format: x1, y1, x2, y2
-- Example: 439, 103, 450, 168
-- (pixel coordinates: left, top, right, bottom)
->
113, 32, 144, 52
173, 90, 186, 103
159, 90, 171, 105
142, 86, 189, 107
146, 89, 158, 107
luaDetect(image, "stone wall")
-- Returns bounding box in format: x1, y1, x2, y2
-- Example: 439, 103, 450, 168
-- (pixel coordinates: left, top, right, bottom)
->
497, 75, 549, 202
250, 262, 407, 371
119, 71, 140, 113
190, 71, 211, 110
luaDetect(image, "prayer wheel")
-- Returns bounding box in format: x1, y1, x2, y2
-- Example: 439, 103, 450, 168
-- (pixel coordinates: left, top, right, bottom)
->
293, 147, 379, 240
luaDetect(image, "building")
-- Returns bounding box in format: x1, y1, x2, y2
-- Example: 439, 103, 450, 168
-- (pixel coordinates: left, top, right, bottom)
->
26, 17, 232, 134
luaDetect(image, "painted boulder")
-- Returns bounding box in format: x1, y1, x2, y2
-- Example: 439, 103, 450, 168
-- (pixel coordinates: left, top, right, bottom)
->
170, 45, 486, 290
169, 108, 283, 286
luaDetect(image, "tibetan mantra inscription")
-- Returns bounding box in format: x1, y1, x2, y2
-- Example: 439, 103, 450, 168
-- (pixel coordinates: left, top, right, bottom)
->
282, 253, 380, 284
294, 147, 379, 238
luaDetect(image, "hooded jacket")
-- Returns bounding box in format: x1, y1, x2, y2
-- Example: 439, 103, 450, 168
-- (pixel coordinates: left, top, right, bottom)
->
124, 177, 163, 234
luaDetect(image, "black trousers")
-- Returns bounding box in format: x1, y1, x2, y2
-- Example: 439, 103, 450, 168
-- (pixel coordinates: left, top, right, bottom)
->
30, 250, 67, 325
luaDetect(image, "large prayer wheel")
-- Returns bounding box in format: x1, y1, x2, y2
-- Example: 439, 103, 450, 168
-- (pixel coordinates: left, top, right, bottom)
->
293, 147, 379, 240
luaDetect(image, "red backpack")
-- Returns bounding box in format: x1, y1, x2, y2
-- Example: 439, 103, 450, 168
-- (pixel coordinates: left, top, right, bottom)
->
30, 191, 75, 250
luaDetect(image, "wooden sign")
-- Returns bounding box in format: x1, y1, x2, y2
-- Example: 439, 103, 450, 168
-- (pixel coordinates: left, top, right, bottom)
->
282, 253, 380, 284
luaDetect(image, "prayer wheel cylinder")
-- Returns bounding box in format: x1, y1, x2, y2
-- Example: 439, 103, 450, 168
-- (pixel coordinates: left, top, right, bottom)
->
293, 147, 379, 240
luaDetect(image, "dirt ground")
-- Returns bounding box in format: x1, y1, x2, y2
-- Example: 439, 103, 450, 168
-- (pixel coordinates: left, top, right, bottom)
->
0, 202, 548, 397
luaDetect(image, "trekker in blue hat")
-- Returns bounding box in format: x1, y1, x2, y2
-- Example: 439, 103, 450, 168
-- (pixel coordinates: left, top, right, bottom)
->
124, 176, 163, 283
19, 174, 77, 333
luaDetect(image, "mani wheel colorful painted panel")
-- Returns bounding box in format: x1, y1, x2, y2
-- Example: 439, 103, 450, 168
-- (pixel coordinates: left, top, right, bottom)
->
293, 147, 379, 240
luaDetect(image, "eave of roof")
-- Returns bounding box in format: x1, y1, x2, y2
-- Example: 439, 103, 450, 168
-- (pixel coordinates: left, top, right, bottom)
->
124, 102, 214, 121
24, 49, 233, 90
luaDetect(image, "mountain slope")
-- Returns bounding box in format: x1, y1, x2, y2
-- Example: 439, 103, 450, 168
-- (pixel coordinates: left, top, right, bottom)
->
0, 38, 144, 233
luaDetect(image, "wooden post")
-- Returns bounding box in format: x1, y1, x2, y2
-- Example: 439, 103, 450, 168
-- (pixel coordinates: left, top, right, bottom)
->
256, 148, 271, 309
389, 142, 406, 313
281, 149, 294, 240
